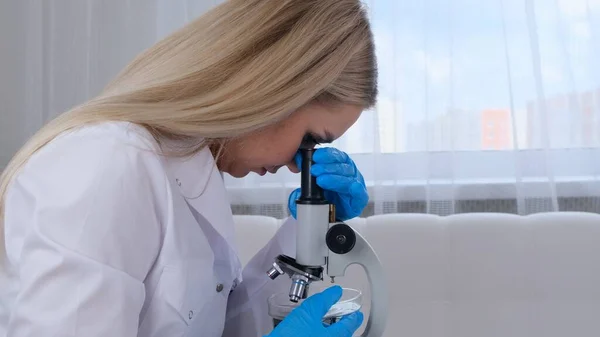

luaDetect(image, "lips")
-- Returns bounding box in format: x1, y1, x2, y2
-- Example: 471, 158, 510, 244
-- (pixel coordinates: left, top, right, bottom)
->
255, 166, 280, 176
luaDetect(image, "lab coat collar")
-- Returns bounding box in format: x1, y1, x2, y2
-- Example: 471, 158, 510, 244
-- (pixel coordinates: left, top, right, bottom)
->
165, 147, 242, 280
168, 147, 214, 199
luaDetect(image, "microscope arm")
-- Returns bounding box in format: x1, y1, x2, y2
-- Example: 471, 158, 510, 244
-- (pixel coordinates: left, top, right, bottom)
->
327, 228, 388, 337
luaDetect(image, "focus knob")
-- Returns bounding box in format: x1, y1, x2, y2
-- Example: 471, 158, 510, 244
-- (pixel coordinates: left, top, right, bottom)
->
326, 223, 356, 254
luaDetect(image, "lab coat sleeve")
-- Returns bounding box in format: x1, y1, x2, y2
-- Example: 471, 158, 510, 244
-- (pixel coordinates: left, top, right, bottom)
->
222, 217, 297, 337
3, 134, 167, 337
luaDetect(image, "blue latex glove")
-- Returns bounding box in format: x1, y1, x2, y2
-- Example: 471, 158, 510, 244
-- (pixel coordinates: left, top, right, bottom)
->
288, 147, 368, 220
265, 285, 364, 337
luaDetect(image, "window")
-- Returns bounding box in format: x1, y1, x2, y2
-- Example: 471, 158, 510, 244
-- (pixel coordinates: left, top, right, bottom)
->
225, 0, 600, 209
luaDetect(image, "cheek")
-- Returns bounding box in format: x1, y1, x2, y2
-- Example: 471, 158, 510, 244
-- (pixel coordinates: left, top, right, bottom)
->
231, 132, 299, 168
229, 118, 306, 170
256, 127, 305, 167
261, 137, 299, 165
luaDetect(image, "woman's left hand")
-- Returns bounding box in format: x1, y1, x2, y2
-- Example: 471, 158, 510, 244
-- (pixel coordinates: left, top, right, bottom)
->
288, 147, 368, 221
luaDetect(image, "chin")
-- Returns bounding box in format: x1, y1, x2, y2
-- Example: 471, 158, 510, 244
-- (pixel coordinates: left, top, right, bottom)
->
229, 167, 252, 178
228, 170, 249, 178
221, 164, 249, 178
226, 166, 267, 178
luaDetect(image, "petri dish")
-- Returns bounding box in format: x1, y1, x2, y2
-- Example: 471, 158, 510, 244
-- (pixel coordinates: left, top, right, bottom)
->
268, 287, 362, 327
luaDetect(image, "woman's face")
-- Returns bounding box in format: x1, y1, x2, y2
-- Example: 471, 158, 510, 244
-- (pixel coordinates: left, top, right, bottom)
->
216, 102, 363, 178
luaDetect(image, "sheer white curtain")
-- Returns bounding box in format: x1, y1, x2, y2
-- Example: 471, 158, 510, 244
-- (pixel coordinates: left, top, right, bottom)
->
0, 0, 220, 168
226, 0, 600, 216
1, 0, 599, 218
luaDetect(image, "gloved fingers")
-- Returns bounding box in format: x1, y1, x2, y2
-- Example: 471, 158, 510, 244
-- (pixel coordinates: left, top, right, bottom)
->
301, 285, 343, 318
323, 190, 341, 206
323, 190, 350, 213
288, 188, 301, 218
295, 148, 351, 167
312, 147, 350, 164
327, 311, 364, 337
349, 183, 369, 208
356, 169, 366, 185
316, 175, 356, 195
311, 163, 355, 177
294, 152, 303, 169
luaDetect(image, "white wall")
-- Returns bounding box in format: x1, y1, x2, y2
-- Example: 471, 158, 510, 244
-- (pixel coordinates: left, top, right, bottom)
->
0, 0, 222, 170
1, 1, 29, 170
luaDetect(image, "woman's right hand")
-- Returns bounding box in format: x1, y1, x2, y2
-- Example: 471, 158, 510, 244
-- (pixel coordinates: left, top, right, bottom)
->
265, 285, 364, 337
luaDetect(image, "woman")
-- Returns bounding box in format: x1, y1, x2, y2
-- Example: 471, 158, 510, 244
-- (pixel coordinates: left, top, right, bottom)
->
0, 0, 376, 336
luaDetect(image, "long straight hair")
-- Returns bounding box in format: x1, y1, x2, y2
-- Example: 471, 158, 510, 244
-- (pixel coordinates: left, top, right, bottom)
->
0, 0, 377, 253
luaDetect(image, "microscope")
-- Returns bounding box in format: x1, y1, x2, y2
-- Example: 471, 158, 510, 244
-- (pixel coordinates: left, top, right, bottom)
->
266, 147, 388, 337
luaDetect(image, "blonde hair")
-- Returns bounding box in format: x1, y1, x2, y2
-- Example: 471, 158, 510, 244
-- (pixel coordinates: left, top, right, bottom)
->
0, 0, 377, 252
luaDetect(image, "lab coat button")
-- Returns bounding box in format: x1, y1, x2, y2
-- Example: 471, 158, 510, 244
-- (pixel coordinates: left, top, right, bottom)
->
216, 283, 224, 292
188, 310, 193, 320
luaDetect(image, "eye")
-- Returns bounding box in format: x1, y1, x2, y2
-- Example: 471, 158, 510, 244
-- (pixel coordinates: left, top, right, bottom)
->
300, 133, 321, 149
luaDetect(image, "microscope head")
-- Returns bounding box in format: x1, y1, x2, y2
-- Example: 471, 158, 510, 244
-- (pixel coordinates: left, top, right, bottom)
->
266, 147, 360, 302
266, 147, 330, 302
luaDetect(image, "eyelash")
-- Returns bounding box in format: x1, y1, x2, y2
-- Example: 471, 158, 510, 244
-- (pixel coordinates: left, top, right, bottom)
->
301, 133, 321, 148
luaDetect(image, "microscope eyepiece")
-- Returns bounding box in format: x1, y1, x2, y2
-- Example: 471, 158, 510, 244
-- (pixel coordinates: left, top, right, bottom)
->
297, 148, 328, 205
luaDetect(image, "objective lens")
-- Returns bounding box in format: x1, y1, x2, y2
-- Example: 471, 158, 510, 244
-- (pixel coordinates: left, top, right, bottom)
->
266, 263, 283, 280
289, 274, 309, 303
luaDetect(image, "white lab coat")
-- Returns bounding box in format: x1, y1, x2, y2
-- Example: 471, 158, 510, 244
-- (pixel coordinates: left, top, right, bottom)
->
0, 121, 297, 337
